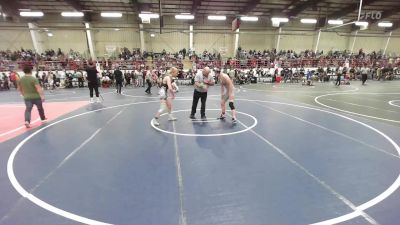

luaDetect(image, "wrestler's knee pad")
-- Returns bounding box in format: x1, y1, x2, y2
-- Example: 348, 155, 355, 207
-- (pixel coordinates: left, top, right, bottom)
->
229, 102, 235, 110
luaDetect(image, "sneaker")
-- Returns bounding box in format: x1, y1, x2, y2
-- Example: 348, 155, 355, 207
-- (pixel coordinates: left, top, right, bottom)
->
168, 116, 177, 121
218, 114, 226, 120
201, 115, 207, 120
232, 118, 237, 124
152, 118, 160, 126
90, 98, 94, 103
189, 115, 196, 119
24, 121, 30, 128
96, 97, 101, 103
41, 118, 48, 123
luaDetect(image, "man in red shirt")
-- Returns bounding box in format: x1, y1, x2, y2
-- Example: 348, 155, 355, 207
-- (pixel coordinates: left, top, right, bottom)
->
10, 70, 18, 89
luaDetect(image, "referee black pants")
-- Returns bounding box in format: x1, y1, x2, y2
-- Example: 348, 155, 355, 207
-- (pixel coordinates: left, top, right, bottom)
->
116, 81, 123, 94
362, 74, 367, 85
191, 90, 207, 117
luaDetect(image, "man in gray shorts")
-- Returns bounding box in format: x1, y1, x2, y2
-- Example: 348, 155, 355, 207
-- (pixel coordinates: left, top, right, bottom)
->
215, 68, 237, 123
190, 66, 215, 120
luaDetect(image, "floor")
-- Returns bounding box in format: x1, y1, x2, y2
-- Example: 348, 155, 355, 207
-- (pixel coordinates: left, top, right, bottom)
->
0, 80, 400, 225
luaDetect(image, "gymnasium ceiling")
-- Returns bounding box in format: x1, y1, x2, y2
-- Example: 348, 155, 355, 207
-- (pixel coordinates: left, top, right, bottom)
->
0, 0, 399, 30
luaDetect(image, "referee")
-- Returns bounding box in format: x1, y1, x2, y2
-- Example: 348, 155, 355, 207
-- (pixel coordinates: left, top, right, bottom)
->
190, 66, 215, 120
114, 66, 123, 94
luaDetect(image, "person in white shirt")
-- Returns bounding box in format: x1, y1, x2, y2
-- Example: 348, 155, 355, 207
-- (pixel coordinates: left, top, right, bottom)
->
190, 67, 215, 120
137, 70, 143, 87
361, 66, 368, 85
145, 70, 153, 94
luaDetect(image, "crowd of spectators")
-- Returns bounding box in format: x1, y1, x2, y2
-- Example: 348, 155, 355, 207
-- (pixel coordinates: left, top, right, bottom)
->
117, 47, 221, 61
235, 47, 392, 61
230, 47, 399, 68
0, 48, 84, 62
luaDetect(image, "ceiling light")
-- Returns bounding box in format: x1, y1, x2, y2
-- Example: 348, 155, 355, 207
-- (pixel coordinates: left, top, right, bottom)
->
378, 22, 393, 27
328, 19, 343, 25
101, 12, 122, 18
139, 13, 159, 19
47, 33, 53, 37
241, 16, 258, 22
150, 33, 155, 37
208, 15, 226, 21
271, 17, 289, 23
114, 28, 120, 31
300, 18, 317, 24
61, 12, 84, 17
355, 21, 368, 26
20, 11, 44, 17
175, 14, 194, 20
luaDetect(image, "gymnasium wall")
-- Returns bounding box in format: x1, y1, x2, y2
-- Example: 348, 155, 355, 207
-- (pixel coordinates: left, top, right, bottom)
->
144, 30, 188, 53
93, 28, 141, 57
353, 35, 386, 53
317, 32, 350, 52
239, 31, 276, 52
194, 32, 234, 56
279, 30, 315, 51
0, 28, 33, 50
40, 30, 88, 54
387, 30, 400, 55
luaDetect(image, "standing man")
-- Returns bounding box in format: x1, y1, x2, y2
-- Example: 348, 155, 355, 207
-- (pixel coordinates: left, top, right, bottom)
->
9, 70, 18, 89
51, 72, 57, 90
182, 48, 187, 59
137, 69, 143, 87
76, 70, 84, 88
18, 65, 47, 128
376, 66, 382, 81
190, 66, 215, 120
144, 69, 152, 94
215, 69, 237, 123
361, 66, 368, 85
85, 60, 101, 103
114, 66, 123, 94
335, 67, 342, 86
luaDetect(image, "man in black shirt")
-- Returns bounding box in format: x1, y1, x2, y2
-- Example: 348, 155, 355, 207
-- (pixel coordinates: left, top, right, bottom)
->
182, 48, 186, 59
335, 67, 342, 86
282, 67, 290, 83
124, 71, 131, 86
85, 60, 100, 103
114, 67, 123, 94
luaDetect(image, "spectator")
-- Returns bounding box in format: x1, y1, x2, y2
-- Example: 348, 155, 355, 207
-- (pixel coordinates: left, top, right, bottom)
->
85, 60, 101, 103
17, 65, 47, 128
